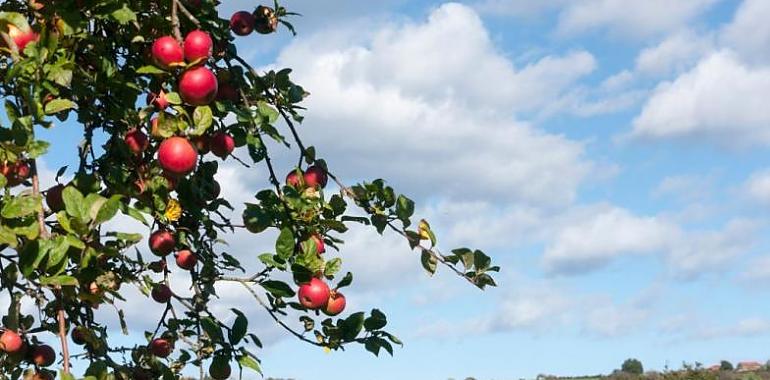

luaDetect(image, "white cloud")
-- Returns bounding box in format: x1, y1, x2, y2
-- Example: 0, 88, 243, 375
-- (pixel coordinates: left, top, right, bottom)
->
271, 3, 595, 207
556, 0, 718, 38
543, 205, 676, 274
542, 204, 757, 277
635, 30, 714, 76
630, 51, 770, 147
744, 169, 770, 205
720, 0, 770, 65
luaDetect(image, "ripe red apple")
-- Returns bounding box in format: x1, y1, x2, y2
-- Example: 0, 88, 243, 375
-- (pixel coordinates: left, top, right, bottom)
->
151, 36, 184, 69
179, 66, 218, 106
158, 137, 198, 176
29, 345, 55, 366
146, 90, 169, 110
254, 5, 279, 35
183, 30, 212, 63
175, 249, 197, 270
150, 338, 172, 358
149, 230, 175, 256
230, 11, 255, 36
286, 169, 302, 187
311, 234, 326, 254
297, 278, 330, 309
209, 360, 232, 380
209, 132, 234, 158
0, 330, 23, 353
303, 165, 328, 188
125, 129, 149, 155
151, 284, 172, 303
70, 327, 87, 345
323, 291, 346, 316
46, 184, 64, 212
6, 24, 39, 52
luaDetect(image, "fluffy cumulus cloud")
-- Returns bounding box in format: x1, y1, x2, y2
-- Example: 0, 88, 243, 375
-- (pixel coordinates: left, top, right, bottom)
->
269, 3, 595, 208
635, 30, 715, 77
630, 51, 770, 147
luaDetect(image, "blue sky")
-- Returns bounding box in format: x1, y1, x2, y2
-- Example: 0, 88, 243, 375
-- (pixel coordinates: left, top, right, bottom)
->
22, 0, 770, 379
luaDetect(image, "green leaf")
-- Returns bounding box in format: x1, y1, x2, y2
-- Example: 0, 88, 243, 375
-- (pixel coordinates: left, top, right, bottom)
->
340, 312, 365, 341
260, 280, 295, 298
164, 92, 182, 105
40, 275, 79, 287
237, 354, 262, 374
201, 317, 224, 342
110, 4, 137, 24
62, 186, 88, 221
275, 228, 294, 260
92, 195, 121, 226
420, 249, 437, 275
364, 309, 387, 331
191, 106, 213, 135
257, 101, 279, 123
365, 337, 381, 356
473, 250, 491, 272
44, 99, 76, 115
336, 272, 353, 289
325, 258, 342, 277
229, 309, 247, 345
395, 195, 415, 225
0, 12, 31, 31
136, 65, 167, 75
1, 195, 42, 219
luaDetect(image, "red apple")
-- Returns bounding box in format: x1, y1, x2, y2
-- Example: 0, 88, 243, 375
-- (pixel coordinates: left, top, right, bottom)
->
149, 230, 175, 256
46, 184, 64, 212
286, 169, 302, 187
179, 66, 218, 106
323, 291, 346, 316
183, 30, 212, 63
158, 137, 198, 176
70, 327, 87, 345
150, 338, 172, 358
209, 132, 234, 158
254, 5, 279, 35
297, 278, 330, 310
303, 165, 328, 188
311, 234, 325, 254
0, 330, 23, 353
209, 360, 232, 380
125, 129, 149, 155
151, 36, 184, 69
146, 90, 169, 110
6, 24, 38, 52
175, 249, 197, 270
151, 284, 172, 303
29, 345, 55, 366
230, 11, 255, 36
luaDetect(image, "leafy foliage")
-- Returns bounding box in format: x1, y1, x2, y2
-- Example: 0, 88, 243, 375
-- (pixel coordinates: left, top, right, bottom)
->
0, 0, 499, 379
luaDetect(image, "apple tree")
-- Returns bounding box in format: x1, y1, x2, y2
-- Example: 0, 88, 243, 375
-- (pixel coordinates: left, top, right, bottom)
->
0, 0, 500, 379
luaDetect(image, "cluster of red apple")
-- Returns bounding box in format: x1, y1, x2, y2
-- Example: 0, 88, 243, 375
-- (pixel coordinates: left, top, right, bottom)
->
0, 330, 57, 380
229, 6, 279, 36
283, 166, 349, 316
0, 160, 30, 187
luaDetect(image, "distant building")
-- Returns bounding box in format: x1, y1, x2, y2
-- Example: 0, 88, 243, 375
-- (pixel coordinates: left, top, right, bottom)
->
707, 365, 721, 372
737, 361, 762, 372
